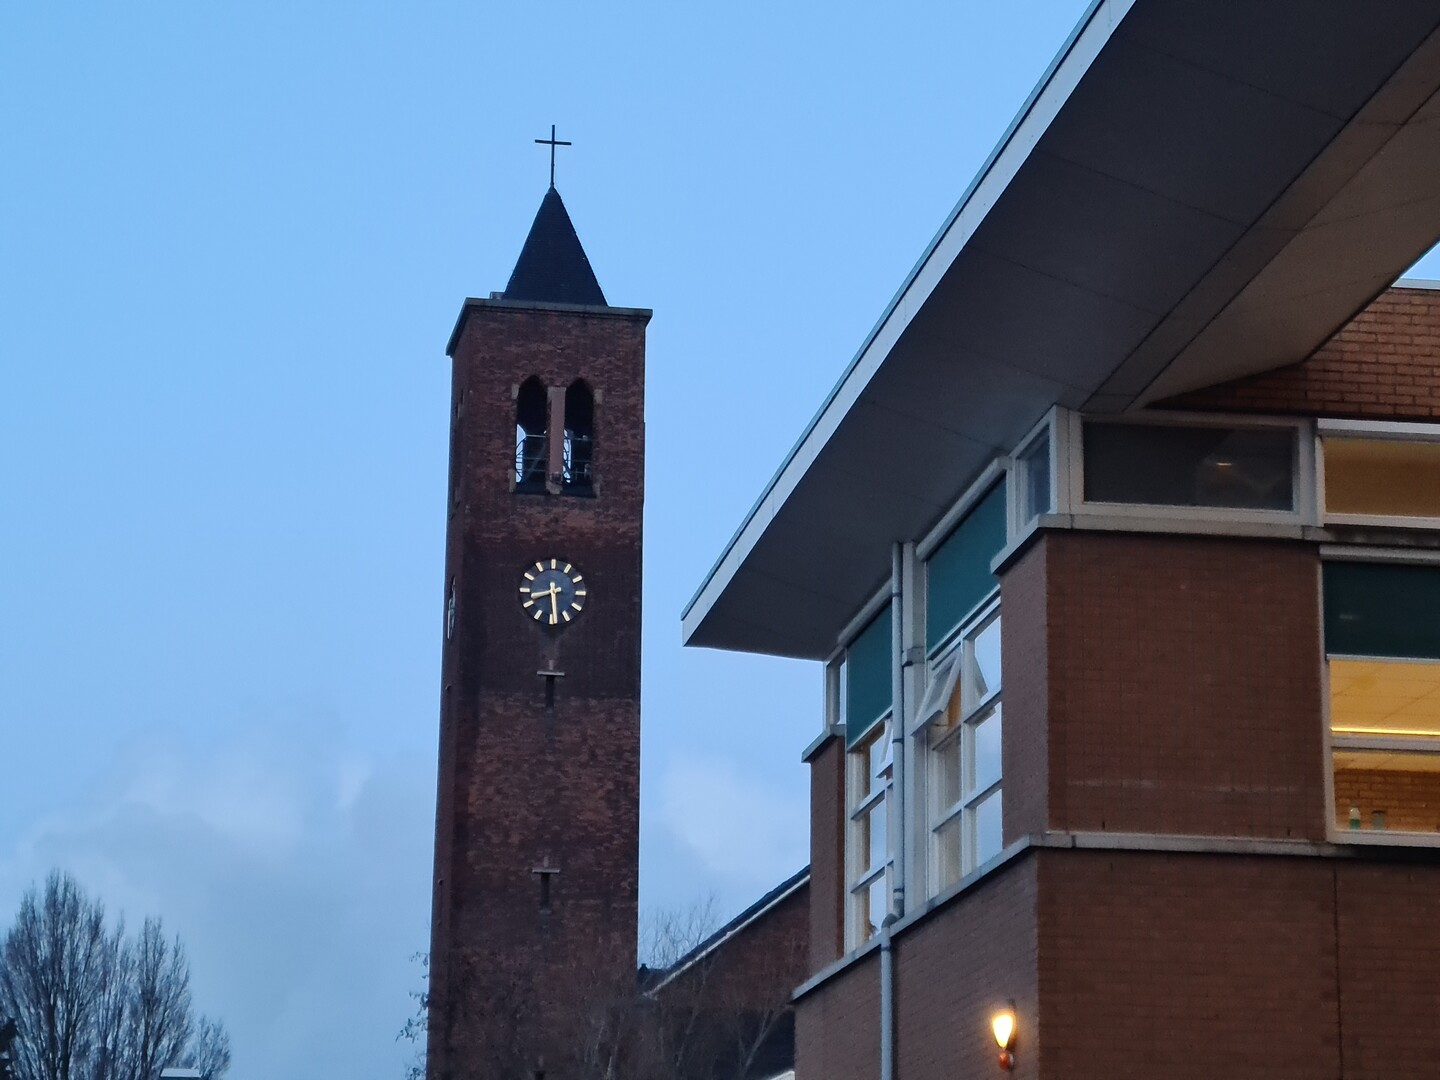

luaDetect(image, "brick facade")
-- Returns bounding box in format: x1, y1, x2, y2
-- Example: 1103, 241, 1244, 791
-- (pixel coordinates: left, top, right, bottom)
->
805, 735, 845, 971
427, 300, 650, 1080
795, 288, 1440, 1078
1014, 532, 1328, 840
1165, 285, 1440, 420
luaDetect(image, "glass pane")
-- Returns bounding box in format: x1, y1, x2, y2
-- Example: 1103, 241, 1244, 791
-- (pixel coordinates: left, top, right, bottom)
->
869, 722, 891, 782
1324, 437, 1440, 518
1019, 430, 1051, 520
1325, 562, 1440, 661
926, 482, 1006, 651
973, 790, 1004, 866
934, 816, 962, 893
846, 607, 892, 746
1334, 746, 1440, 835
1084, 422, 1294, 510
932, 729, 962, 813
868, 872, 889, 936
971, 705, 1003, 794
1330, 658, 1440, 737
970, 615, 1002, 703
867, 798, 888, 872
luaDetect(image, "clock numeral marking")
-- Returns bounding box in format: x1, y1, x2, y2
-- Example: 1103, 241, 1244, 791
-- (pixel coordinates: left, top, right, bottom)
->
561, 611, 572, 623
573, 575, 584, 583
523, 600, 534, 609
534, 561, 545, 572
574, 590, 587, 598
570, 601, 582, 611
563, 563, 572, 573
550, 558, 557, 570
524, 571, 535, 581
532, 609, 544, 621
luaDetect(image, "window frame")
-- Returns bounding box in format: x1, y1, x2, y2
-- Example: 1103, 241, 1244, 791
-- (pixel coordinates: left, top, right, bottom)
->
1011, 410, 1058, 533
1322, 554, 1440, 849
917, 596, 1003, 897
1064, 410, 1314, 527
845, 716, 894, 949
1317, 418, 1440, 530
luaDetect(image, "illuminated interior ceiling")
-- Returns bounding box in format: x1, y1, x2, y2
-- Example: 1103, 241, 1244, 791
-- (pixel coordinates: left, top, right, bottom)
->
1330, 658, 1440, 736
1323, 438, 1440, 517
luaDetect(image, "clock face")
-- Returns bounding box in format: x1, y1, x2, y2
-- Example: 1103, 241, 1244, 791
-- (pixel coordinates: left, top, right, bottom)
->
520, 558, 587, 626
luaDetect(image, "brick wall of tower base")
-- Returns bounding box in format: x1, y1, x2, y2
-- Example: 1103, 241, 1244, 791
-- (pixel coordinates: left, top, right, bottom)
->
796, 846, 1440, 1079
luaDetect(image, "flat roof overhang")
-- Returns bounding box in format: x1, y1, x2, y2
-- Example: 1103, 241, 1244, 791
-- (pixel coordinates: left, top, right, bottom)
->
683, 0, 1440, 660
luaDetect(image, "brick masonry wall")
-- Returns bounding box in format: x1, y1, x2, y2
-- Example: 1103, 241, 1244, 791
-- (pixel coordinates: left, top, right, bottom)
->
894, 859, 1039, 1080
647, 884, 809, 1080
1039, 847, 1440, 1080
806, 735, 845, 973
1335, 861, 1440, 1078
1164, 286, 1440, 419
1040, 532, 1328, 839
1039, 849, 1341, 1079
1333, 767, 1440, 834
427, 301, 649, 1080
1000, 540, 1049, 844
795, 948, 880, 1080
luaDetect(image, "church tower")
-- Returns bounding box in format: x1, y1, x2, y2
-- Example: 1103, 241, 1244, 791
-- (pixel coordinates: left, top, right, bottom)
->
426, 181, 650, 1080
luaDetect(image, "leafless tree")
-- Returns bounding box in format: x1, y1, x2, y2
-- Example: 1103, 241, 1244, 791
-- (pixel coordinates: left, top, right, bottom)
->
181, 1017, 230, 1080
404, 895, 803, 1080
0, 872, 230, 1080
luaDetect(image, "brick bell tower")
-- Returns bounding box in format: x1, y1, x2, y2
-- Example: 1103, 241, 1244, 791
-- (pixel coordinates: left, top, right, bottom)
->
426, 180, 650, 1080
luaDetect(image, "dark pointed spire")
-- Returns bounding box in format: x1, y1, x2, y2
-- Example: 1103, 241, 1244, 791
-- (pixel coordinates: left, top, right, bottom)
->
502, 187, 607, 306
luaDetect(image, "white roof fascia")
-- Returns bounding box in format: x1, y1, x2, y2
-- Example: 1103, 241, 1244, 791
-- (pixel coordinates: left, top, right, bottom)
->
681, 0, 1136, 645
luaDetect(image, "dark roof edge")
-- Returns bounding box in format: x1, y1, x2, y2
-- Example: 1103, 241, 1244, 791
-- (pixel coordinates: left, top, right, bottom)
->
645, 866, 810, 994
446, 296, 653, 356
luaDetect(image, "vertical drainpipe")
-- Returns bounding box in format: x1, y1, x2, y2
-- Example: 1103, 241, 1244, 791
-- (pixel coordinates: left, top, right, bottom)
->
880, 541, 906, 1080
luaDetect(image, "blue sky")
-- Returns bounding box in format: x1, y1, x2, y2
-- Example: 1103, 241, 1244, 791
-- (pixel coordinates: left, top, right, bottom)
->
8, 4, 1438, 1079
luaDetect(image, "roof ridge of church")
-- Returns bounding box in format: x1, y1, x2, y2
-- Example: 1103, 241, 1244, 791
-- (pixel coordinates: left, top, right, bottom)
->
502, 185, 608, 306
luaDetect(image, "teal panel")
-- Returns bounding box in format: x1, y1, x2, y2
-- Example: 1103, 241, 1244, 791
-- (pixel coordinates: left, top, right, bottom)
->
1324, 562, 1440, 660
926, 481, 1007, 650
845, 605, 893, 747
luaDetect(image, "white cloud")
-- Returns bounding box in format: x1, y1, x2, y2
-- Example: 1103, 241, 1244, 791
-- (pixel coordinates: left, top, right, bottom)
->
0, 726, 434, 1080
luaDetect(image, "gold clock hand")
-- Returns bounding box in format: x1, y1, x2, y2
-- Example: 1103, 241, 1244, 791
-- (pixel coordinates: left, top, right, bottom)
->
548, 587, 559, 625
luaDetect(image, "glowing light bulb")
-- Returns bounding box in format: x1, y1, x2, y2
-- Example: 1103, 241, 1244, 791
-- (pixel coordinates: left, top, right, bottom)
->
992, 1009, 1016, 1050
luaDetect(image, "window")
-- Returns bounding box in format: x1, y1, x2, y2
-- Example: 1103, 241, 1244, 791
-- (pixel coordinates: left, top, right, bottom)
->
1322, 434, 1440, 521
846, 719, 892, 947
1325, 561, 1440, 840
918, 605, 1002, 893
515, 376, 548, 492
925, 481, 1006, 652
563, 380, 594, 491
1015, 426, 1052, 526
841, 606, 892, 947
1083, 420, 1296, 511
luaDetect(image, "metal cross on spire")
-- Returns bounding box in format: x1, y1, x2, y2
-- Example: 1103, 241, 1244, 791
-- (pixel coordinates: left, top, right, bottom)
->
534, 124, 572, 188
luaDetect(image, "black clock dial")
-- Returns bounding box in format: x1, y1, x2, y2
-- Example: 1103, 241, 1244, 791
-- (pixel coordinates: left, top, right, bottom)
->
519, 558, 587, 626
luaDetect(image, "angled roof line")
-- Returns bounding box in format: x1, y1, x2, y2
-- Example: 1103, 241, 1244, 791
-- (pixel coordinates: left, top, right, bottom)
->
645, 866, 810, 995
503, 185, 607, 306
681, 0, 1114, 624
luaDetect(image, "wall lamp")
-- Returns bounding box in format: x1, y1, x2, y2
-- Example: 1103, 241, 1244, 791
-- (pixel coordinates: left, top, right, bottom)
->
991, 1002, 1017, 1071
